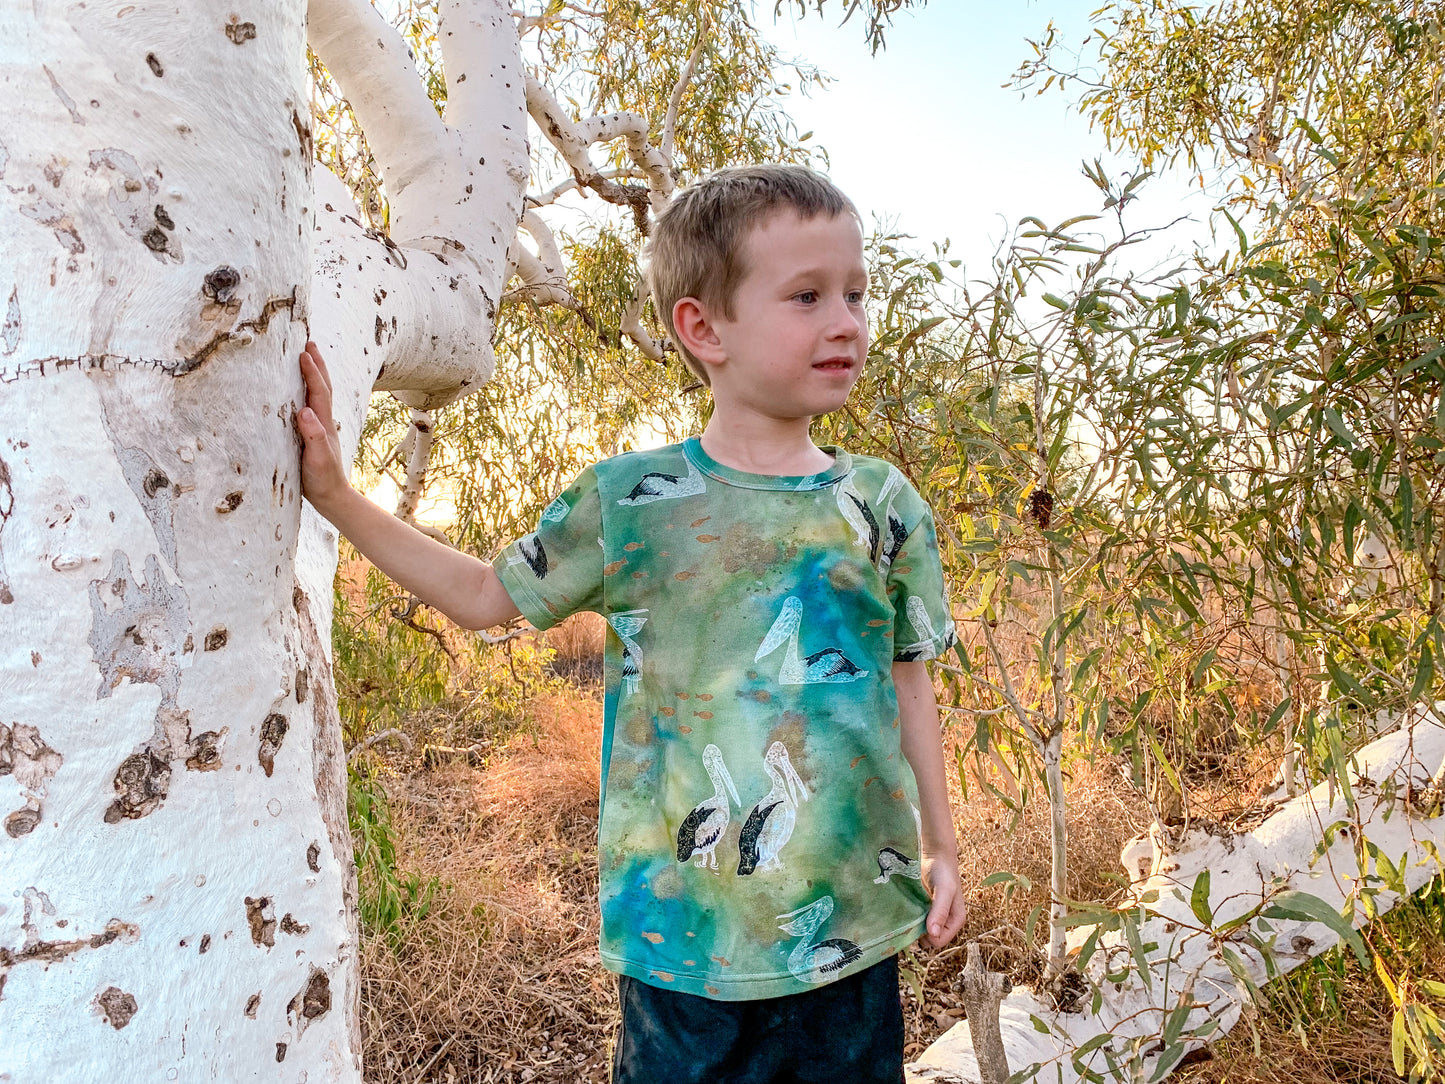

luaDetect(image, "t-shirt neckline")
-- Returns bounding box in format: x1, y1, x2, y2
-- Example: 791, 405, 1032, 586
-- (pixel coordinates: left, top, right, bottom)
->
681, 436, 852, 491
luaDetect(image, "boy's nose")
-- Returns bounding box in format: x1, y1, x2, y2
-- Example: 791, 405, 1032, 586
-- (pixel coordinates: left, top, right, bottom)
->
826, 299, 864, 340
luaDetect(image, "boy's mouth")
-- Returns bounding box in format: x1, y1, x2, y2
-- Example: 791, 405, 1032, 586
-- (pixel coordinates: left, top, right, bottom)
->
813, 358, 855, 371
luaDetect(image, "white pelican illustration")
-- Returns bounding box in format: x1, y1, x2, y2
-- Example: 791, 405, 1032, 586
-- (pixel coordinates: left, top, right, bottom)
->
754, 597, 868, 685
676, 744, 741, 869
776, 895, 861, 983
607, 608, 648, 694
835, 470, 879, 557
897, 595, 954, 661
737, 741, 809, 875
617, 458, 705, 506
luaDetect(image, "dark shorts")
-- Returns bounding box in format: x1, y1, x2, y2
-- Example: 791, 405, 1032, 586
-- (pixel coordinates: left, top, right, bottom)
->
611, 955, 905, 1084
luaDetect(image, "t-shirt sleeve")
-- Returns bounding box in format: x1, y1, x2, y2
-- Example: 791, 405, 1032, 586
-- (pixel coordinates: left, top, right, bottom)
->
888, 505, 957, 662
493, 466, 604, 632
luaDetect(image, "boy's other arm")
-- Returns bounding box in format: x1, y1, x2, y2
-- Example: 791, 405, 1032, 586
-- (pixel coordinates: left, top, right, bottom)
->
296, 342, 522, 632
895, 659, 968, 949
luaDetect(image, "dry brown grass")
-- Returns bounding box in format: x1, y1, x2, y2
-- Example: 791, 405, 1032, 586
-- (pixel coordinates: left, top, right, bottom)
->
360, 693, 613, 1084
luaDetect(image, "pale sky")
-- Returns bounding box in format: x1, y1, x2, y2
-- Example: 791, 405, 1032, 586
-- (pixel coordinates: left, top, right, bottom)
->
766, 2, 1222, 278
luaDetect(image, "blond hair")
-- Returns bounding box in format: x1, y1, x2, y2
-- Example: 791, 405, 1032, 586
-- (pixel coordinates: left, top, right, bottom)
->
644, 164, 859, 384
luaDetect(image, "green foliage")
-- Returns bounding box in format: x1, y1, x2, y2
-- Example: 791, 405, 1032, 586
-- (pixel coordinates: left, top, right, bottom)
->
349, 765, 439, 945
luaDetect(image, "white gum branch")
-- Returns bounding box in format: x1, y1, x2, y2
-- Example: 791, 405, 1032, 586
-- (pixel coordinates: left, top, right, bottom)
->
394, 409, 434, 523
909, 705, 1445, 1084
307, 0, 449, 226
620, 286, 666, 361
577, 112, 675, 209
524, 71, 673, 224
661, 34, 707, 163
312, 169, 495, 405
528, 168, 645, 208
307, 0, 530, 405
504, 212, 577, 307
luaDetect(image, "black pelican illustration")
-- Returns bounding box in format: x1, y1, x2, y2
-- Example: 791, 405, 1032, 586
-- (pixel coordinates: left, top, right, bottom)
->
676, 744, 741, 869
876, 466, 909, 573
617, 459, 705, 506
737, 741, 809, 875
777, 895, 861, 983
607, 609, 648, 695
835, 470, 878, 556
873, 847, 922, 884
516, 533, 548, 579
755, 596, 868, 686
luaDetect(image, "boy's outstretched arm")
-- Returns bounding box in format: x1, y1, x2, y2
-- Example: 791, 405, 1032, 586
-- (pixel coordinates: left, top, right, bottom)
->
895, 659, 968, 950
296, 342, 521, 632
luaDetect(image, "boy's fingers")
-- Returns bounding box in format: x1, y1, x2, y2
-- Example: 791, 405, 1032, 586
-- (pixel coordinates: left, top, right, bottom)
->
303, 341, 333, 393
296, 406, 327, 444
924, 882, 968, 948
300, 342, 334, 401
299, 350, 337, 430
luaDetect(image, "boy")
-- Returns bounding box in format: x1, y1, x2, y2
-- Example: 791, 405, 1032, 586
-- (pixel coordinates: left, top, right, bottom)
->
298, 164, 967, 1083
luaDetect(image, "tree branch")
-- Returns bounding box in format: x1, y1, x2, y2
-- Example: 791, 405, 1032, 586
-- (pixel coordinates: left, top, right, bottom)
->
394, 409, 434, 523
308, 0, 448, 227
661, 29, 708, 164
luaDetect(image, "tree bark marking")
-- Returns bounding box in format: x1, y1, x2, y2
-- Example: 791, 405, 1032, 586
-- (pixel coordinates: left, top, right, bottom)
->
94, 986, 138, 1029
2, 287, 18, 355
245, 896, 277, 948
286, 965, 332, 1038
1, 721, 64, 837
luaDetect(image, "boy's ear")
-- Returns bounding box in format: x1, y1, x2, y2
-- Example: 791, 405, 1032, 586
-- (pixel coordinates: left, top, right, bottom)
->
672, 297, 727, 367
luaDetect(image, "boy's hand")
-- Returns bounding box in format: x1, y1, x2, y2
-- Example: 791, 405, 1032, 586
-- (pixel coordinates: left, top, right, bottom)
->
919, 851, 967, 950
296, 342, 351, 513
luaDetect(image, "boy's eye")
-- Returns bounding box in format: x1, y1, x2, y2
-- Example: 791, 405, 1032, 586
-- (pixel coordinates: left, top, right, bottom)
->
796, 290, 817, 304
846, 290, 865, 304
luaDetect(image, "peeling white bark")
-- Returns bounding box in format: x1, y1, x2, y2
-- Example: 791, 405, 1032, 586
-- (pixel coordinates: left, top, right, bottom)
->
1, 4, 357, 1080
909, 705, 1445, 1084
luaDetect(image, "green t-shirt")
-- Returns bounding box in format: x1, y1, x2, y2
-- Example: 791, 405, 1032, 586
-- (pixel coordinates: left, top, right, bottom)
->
496, 437, 956, 1000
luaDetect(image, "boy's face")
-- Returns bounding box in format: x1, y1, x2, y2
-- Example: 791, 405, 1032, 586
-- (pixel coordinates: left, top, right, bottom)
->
703, 209, 869, 426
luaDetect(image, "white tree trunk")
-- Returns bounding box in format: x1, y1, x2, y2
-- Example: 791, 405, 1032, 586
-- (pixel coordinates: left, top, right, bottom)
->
0, 5, 359, 1080
909, 705, 1445, 1084
2, 0, 533, 1075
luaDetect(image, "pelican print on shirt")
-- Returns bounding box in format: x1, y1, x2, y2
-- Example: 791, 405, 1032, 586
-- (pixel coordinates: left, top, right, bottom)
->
777, 895, 862, 984
616, 457, 705, 506
896, 593, 954, 662
754, 596, 869, 685
876, 467, 909, 574
607, 608, 648, 694
835, 469, 880, 559
677, 744, 741, 870
874, 804, 924, 883
511, 532, 548, 579
737, 741, 809, 875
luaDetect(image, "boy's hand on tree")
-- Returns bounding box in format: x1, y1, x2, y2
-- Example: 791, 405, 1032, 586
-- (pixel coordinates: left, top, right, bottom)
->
920, 852, 968, 949
296, 342, 352, 513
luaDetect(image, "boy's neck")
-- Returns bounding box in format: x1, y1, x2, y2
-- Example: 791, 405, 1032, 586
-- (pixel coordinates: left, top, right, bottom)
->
699, 415, 835, 476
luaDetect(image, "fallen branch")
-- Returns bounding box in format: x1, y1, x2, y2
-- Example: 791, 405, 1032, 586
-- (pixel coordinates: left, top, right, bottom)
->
909, 702, 1445, 1084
